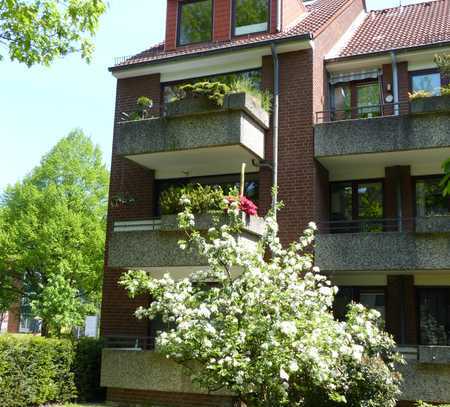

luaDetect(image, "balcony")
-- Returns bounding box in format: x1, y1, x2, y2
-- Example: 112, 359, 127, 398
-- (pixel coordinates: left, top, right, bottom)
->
107, 214, 264, 272
101, 348, 232, 399
314, 97, 450, 179
315, 218, 450, 272
116, 92, 269, 179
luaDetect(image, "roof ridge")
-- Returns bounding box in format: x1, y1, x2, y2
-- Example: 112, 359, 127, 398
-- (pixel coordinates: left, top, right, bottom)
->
370, 0, 444, 15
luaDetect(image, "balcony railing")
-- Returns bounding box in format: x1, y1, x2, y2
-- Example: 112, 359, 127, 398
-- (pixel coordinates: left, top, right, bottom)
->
316, 94, 450, 124
104, 335, 156, 350
315, 102, 409, 124
318, 217, 450, 234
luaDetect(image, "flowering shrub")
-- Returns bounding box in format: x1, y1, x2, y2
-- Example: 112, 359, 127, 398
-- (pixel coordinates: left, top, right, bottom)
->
120, 199, 403, 407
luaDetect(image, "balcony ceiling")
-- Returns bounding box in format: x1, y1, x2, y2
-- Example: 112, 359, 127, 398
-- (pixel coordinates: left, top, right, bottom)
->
320, 147, 450, 181
127, 144, 260, 179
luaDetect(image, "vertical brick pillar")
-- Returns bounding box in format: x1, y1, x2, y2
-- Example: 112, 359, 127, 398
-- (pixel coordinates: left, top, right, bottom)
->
259, 55, 274, 217
214, 0, 231, 42
384, 166, 413, 232
314, 161, 330, 232
386, 275, 417, 345
260, 50, 315, 245
398, 62, 410, 115
382, 63, 394, 116
165, 0, 178, 51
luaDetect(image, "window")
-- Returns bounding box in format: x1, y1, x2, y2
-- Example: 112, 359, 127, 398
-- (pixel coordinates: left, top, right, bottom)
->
356, 83, 381, 118
155, 174, 259, 216
330, 180, 383, 233
334, 287, 386, 322
178, 0, 212, 46
331, 85, 351, 121
411, 71, 441, 96
415, 177, 450, 217
418, 288, 450, 346
233, 0, 269, 36
163, 69, 262, 104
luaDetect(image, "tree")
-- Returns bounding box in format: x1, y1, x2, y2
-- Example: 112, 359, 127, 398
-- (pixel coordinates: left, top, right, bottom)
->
0, 129, 109, 336
121, 197, 403, 407
442, 158, 450, 197
0, 0, 107, 66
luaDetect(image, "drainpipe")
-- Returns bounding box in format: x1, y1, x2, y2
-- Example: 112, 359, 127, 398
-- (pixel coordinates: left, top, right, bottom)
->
276, 0, 282, 32
391, 51, 400, 116
271, 43, 280, 218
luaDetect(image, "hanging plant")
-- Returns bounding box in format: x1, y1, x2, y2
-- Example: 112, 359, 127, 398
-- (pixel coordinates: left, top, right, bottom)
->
111, 192, 136, 208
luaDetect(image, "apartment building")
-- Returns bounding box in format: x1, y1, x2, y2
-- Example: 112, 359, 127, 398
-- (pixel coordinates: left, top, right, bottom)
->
100, 0, 450, 405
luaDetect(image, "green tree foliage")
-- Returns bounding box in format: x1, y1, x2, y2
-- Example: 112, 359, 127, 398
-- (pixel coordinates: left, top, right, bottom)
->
443, 158, 450, 197
0, 0, 107, 66
0, 130, 109, 336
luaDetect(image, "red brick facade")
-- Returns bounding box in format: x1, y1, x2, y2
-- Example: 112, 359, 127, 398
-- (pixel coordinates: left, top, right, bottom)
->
102, 0, 448, 405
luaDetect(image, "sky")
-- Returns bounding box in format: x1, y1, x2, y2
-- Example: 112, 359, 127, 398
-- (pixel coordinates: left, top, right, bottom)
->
0, 0, 429, 192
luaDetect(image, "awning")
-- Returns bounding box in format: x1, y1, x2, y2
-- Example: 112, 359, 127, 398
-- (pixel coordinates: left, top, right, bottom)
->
329, 69, 381, 85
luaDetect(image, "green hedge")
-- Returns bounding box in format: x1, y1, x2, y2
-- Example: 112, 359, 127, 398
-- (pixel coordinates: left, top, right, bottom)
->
73, 337, 105, 402
0, 335, 76, 407
0, 334, 105, 407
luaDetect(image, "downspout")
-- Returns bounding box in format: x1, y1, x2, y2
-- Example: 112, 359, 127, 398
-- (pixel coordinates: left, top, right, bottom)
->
391, 51, 400, 116
271, 43, 280, 217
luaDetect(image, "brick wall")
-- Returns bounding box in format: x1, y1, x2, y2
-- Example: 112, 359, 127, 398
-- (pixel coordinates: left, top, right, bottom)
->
107, 388, 234, 407
100, 74, 162, 339
165, 0, 177, 51
260, 49, 315, 245
214, 0, 231, 41
386, 275, 417, 345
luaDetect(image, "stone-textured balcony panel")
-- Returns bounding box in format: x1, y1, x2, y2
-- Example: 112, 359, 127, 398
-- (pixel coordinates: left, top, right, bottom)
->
316, 232, 450, 272
314, 111, 450, 158
399, 355, 450, 403
410, 95, 450, 115
101, 349, 232, 400
108, 214, 264, 269
418, 346, 450, 364
416, 216, 450, 234
116, 93, 269, 179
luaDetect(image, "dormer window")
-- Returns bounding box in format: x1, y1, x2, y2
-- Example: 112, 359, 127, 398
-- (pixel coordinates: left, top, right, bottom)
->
178, 0, 213, 46
233, 0, 269, 36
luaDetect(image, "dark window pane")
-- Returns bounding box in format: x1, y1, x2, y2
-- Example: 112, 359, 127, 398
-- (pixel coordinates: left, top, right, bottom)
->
357, 83, 381, 118
331, 85, 351, 121
419, 288, 450, 346
334, 287, 354, 320
416, 178, 449, 216
330, 183, 352, 233
412, 72, 441, 96
179, 0, 212, 45
360, 291, 385, 322
357, 182, 383, 232
235, 0, 269, 35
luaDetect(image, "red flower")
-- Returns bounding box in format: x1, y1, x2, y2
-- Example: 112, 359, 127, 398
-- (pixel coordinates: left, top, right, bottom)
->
225, 195, 258, 216
238, 195, 258, 216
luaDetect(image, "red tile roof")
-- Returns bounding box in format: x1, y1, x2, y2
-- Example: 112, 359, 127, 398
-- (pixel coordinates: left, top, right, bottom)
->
112, 0, 352, 70
337, 0, 450, 58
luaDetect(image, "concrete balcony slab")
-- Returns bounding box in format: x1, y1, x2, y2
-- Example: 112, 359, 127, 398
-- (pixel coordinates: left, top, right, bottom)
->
108, 214, 264, 270
116, 93, 268, 179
